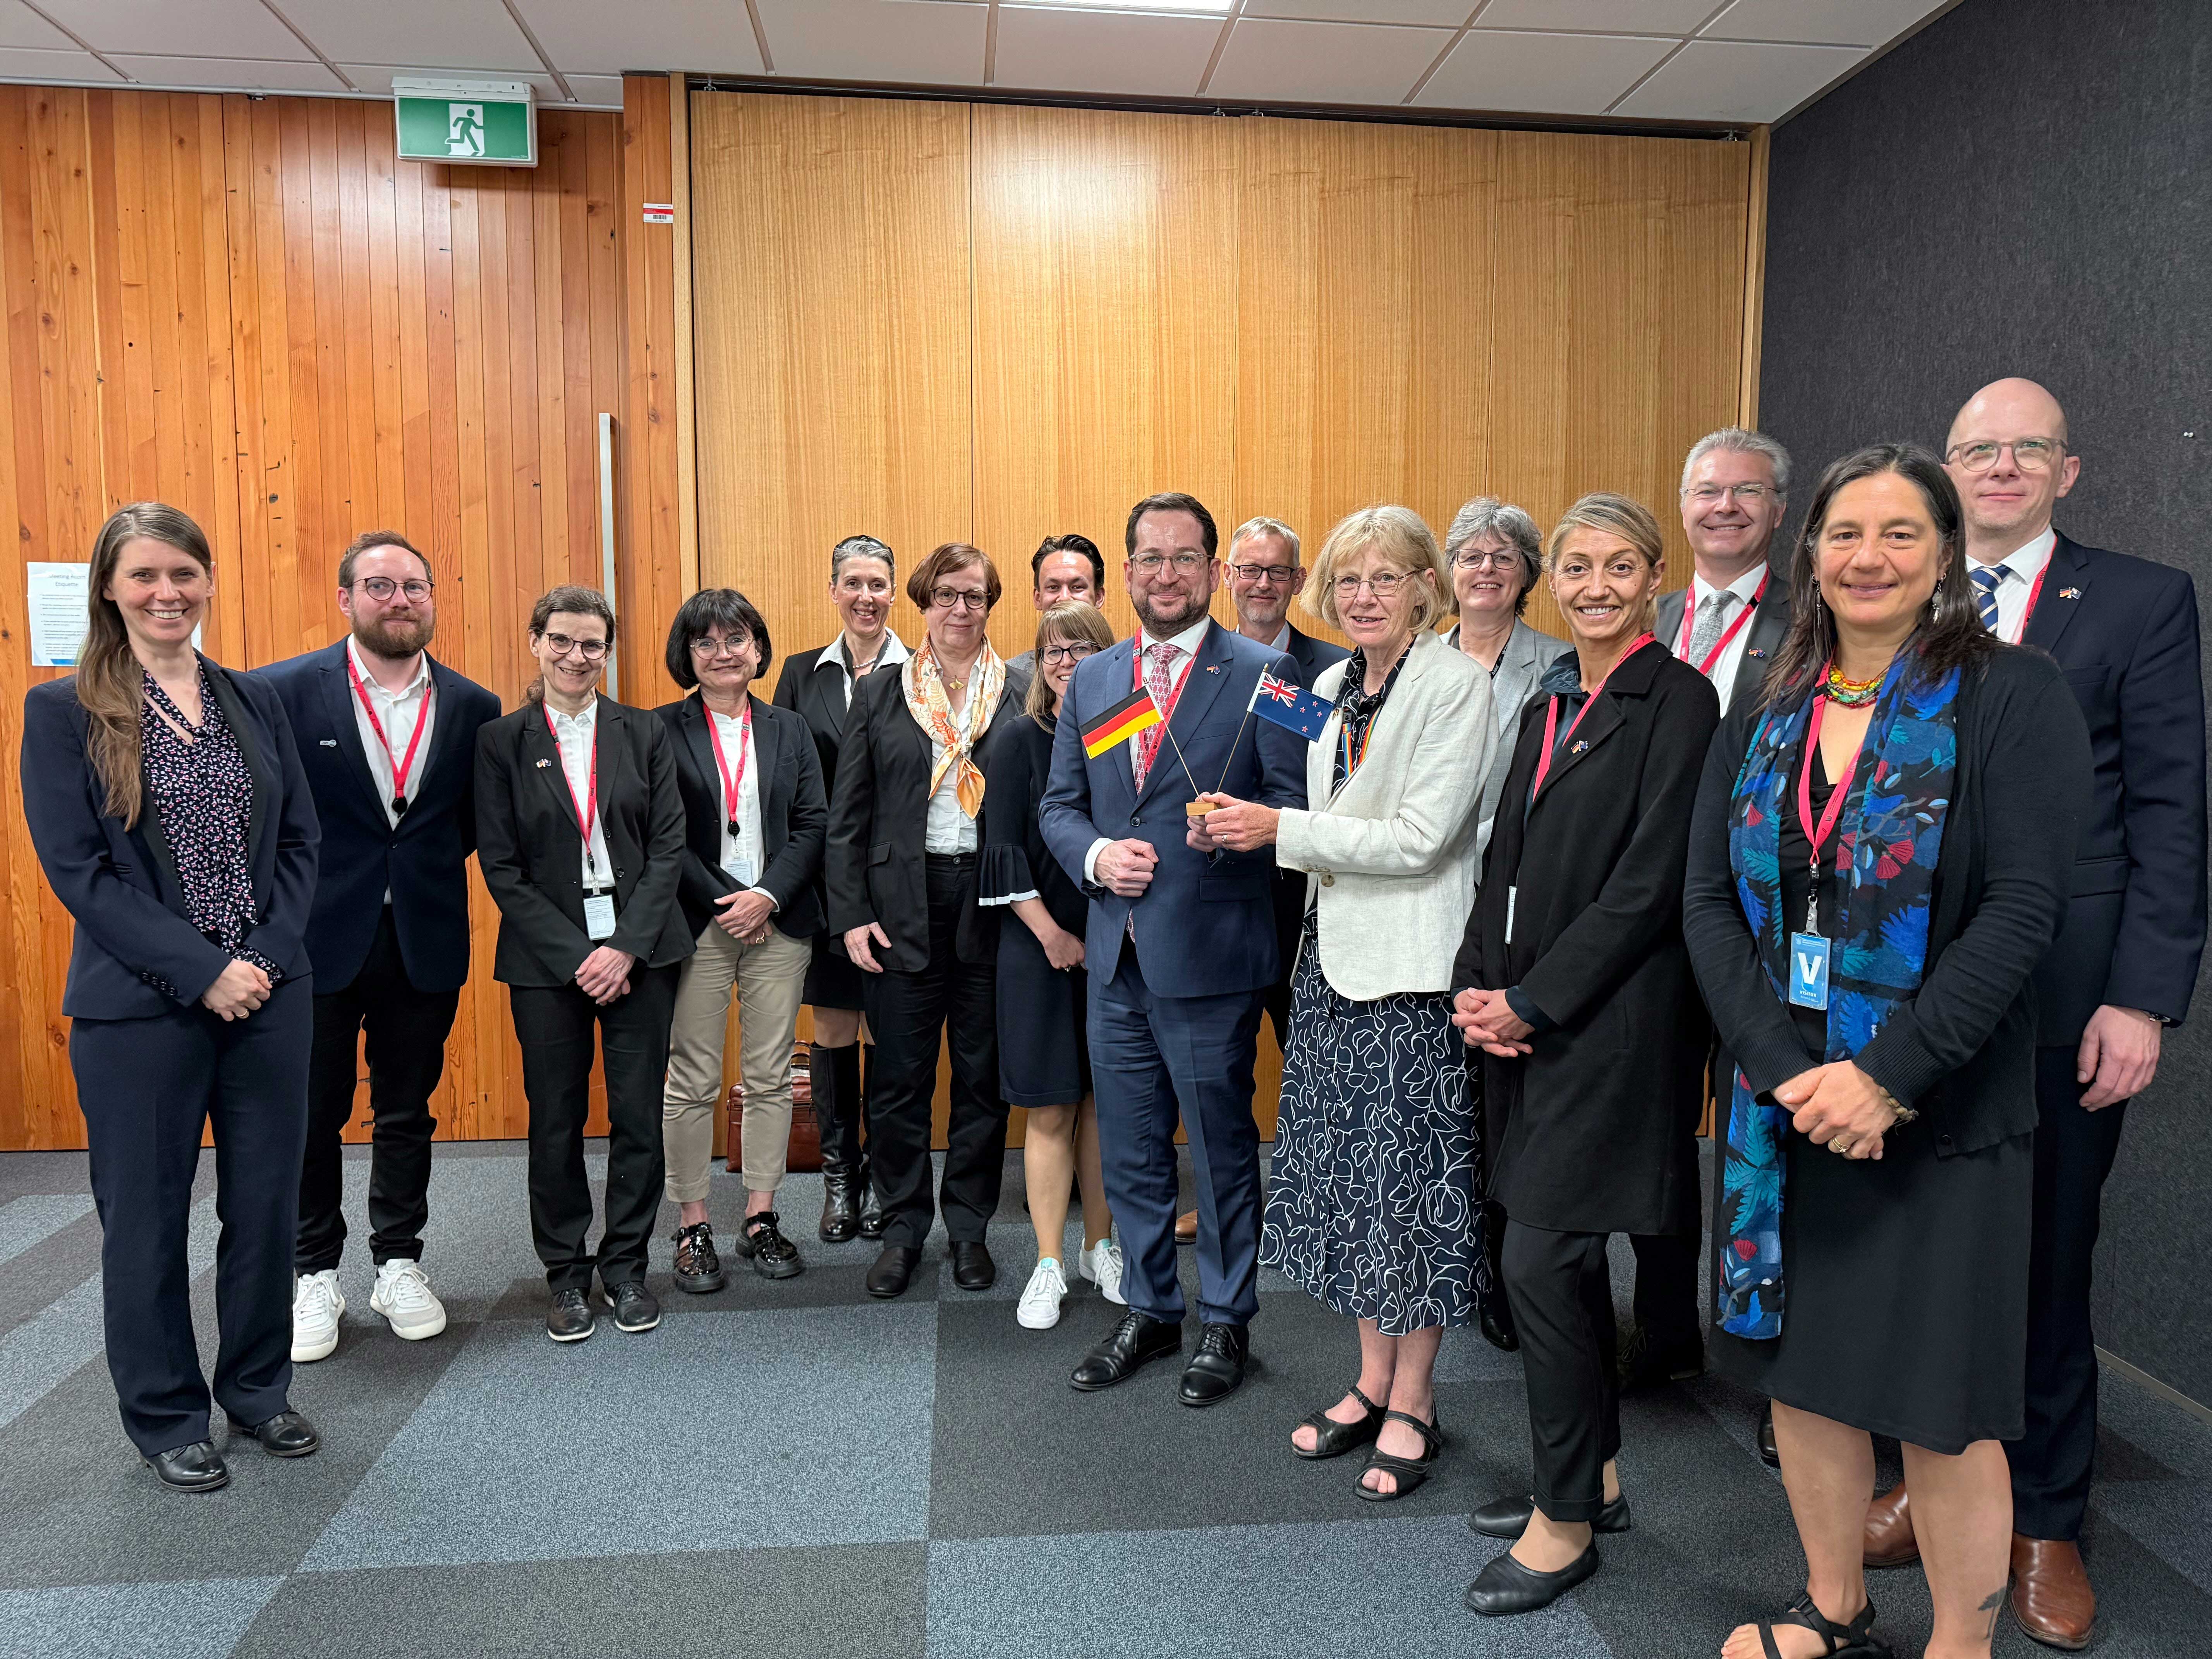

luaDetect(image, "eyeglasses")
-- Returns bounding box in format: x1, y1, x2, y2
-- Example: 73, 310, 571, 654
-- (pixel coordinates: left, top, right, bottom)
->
1450, 548, 1520, 572
1334, 571, 1410, 600
354, 576, 434, 602
1228, 562, 1297, 586
1948, 438, 2064, 473
541, 632, 608, 661
929, 587, 989, 612
1041, 642, 1099, 665
689, 635, 752, 660
1130, 552, 1210, 577
1683, 483, 1777, 505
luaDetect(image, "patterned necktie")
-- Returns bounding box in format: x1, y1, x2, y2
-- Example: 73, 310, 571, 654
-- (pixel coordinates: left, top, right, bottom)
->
1686, 591, 1735, 666
1132, 642, 1182, 790
1971, 563, 2007, 633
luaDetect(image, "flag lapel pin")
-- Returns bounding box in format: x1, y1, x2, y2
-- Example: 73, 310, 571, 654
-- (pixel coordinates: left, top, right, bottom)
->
1570, 740, 1590, 756
2060, 587, 2081, 599
535, 758, 552, 768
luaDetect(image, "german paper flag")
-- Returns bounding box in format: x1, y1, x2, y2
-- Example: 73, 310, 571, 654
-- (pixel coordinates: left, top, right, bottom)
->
1082, 687, 1163, 757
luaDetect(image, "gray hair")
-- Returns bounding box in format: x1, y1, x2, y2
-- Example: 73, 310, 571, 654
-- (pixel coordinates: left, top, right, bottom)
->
1680, 427, 1792, 496
830, 534, 895, 583
1229, 515, 1300, 563
1443, 497, 1543, 616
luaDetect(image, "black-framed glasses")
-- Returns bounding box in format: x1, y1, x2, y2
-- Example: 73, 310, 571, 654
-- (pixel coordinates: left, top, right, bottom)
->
354, 576, 434, 602
689, 634, 753, 660
929, 587, 989, 612
1228, 562, 1297, 586
1947, 438, 2064, 474
542, 632, 608, 661
1041, 641, 1099, 665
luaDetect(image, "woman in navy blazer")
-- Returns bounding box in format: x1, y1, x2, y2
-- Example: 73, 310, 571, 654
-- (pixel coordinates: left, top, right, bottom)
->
19, 503, 322, 1493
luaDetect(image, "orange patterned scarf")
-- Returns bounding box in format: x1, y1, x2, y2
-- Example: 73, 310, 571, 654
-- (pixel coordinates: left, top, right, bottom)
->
902, 639, 1004, 819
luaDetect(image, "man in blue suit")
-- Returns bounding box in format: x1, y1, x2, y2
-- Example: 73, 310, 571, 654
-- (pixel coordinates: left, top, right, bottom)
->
258, 532, 501, 1365
1041, 492, 1307, 1406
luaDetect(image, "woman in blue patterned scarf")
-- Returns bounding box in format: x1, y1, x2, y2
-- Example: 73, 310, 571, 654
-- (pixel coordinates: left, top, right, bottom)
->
1683, 444, 2090, 1659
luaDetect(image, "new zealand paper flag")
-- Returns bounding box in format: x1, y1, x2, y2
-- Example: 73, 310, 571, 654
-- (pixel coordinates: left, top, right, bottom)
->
1249, 670, 1332, 742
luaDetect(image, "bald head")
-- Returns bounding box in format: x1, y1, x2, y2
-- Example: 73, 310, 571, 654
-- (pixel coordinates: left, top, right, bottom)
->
1948, 377, 2069, 450
1944, 376, 2080, 561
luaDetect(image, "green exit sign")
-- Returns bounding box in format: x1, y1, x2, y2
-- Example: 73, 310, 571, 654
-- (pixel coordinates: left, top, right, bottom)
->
393, 77, 536, 167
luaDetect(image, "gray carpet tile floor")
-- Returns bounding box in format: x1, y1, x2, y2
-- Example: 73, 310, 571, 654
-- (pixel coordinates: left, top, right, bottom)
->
0, 1142, 2204, 1659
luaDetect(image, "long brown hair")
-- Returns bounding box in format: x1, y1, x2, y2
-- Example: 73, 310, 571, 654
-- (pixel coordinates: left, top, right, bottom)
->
79, 503, 214, 826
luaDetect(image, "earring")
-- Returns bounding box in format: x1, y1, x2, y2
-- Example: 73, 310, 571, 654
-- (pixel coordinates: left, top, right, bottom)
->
1929, 579, 1943, 621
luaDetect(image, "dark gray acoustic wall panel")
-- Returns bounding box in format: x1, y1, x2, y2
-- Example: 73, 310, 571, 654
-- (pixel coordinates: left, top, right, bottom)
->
1758, 0, 2211, 1404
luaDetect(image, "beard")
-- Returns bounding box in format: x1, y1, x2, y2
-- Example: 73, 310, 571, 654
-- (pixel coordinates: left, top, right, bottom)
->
1134, 587, 1205, 635
354, 610, 434, 658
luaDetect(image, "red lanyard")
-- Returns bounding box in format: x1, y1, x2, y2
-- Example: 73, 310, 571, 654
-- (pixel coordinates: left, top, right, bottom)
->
543, 703, 601, 879
347, 651, 432, 816
1798, 689, 1869, 903
703, 701, 751, 837
1530, 634, 1656, 798
1676, 573, 1768, 675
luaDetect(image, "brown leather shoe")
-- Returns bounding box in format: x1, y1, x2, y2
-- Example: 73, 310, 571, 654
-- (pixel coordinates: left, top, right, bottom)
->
2011, 1534, 2095, 1650
1174, 1209, 1197, 1245
1863, 1483, 1919, 1569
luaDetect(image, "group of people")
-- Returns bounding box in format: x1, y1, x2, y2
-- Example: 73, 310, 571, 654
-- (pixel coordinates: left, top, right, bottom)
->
19, 373, 2200, 1659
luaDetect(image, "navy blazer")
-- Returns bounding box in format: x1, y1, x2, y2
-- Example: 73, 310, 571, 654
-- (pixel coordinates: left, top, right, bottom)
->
654, 691, 828, 942
21, 658, 321, 1020
1039, 621, 1307, 998
2023, 532, 2207, 1037
256, 641, 501, 994
1281, 622, 1351, 690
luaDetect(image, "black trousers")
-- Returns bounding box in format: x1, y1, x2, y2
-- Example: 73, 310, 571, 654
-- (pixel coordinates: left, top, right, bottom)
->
509, 965, 680, 1293
297, 907, 459, 1272
1628, 1225, 1703, 1349
862, 855, 1006, 1250
71, 977, 312, 1456
2010, 1042, 2130, 1540
1504, 1219, 1623, 1523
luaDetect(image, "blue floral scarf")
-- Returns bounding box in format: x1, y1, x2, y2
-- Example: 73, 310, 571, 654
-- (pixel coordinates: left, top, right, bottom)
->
1717, 657, 1961, 1339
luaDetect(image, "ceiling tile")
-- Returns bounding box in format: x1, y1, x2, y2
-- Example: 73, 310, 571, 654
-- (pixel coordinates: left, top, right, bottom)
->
1704, 0, 1948, 48
33, 0, 311, 60
106, 53, 349, 91
561, 72, 624, 106
0, 44, 122, 80
275, 0, 543, 73
1207, 17, 1445, 104
1242, 0, 1470, 22
990, 6, 1216, 97
1612, 37, 1864, 120
1474, 0, 1711, 33
1415, 27, 1669, 114
511, 0, 763, 76
0, 2, 74, 51
754, 0, 986, 84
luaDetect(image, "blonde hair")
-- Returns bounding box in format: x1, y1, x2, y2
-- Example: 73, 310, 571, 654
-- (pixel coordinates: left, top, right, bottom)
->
1025, 600, 1115, 720
1305, 505, 1449, 633
1544, 493, 1666, 634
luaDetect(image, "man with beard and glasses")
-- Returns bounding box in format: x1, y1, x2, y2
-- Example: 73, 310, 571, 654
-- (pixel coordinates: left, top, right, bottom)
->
259, 532, 502, 1364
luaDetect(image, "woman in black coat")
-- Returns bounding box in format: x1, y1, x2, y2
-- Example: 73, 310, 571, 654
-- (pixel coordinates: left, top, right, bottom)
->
20, 503, 322, 1492
1450, 494, 1718, 1616
1685, 447, 2088, 1659
824, 543, 1023, 1301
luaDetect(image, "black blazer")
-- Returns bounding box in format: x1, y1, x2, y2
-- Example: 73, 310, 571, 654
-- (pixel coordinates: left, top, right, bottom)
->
21, 657, 321, 1020
473, 697, 694, 986
982, 712, 1086, 937
824, 666, 1024, 974
653, 691, 828, 942
1656, 576, 1795, 711
2021, 533, 2207, 1038
1281, 623, 1351, 690
1453, 645, 1719, 1236
256, 641, 501, 994
1684, 648, 2091, 1157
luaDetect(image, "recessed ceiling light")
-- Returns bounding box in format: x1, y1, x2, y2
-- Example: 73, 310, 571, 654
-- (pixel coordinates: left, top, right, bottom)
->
1008, 0, 1233, 14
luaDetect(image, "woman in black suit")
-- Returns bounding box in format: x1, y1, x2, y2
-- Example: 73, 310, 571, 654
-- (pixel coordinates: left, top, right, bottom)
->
20, 503, 321, 1492
475, 584, 692, 1345
1450, 494, 1719, 1615
772, 534, 906, 1244
825, 542, 1022, 1301
1685, 447, 2088, 1659
656, 589, 828, 1288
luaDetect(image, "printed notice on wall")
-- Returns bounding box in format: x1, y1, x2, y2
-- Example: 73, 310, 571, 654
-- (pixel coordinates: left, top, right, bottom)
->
27, 563, 89, 666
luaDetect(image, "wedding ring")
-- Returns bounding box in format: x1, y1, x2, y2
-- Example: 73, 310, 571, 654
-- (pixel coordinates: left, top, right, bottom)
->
1830, 1137, 1854, 1157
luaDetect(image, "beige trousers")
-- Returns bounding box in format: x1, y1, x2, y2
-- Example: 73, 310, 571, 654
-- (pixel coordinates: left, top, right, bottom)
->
662, 919, 812, 1202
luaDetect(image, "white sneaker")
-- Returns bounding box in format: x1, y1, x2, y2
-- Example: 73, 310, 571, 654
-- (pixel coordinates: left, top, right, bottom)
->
1079, 1236, 1127, 1307
1017, 1256, 1069, 1330
369, 1258, 448, 1342
291, 1269, 343, 1362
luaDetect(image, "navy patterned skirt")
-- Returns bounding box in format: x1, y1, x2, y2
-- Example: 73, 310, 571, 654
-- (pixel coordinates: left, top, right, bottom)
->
1261, 912, 1489, 1336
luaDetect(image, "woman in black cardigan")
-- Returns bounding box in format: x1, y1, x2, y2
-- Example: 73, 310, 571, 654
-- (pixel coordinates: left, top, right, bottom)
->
1684, 447, 2088, 1659
1451, 493, 1718, 1616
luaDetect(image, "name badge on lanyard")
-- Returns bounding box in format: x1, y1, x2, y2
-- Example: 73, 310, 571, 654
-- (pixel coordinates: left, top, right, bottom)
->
1789, 685, 1869, 1013
582, 891, 618, 941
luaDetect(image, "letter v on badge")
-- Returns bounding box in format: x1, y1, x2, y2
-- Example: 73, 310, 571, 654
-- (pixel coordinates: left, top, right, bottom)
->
1788, 932, 1830, 1011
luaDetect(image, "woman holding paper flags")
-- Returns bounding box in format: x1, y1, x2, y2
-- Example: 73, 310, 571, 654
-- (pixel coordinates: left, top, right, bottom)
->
1683, 446, 2088, 1659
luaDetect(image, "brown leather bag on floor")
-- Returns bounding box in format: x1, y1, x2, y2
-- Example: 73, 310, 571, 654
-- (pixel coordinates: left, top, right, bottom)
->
725, 1045, 820, 1173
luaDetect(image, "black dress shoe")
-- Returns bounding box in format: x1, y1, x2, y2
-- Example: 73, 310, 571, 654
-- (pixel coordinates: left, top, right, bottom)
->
672, 1221, 728, 1293
856, 1168, 888, 1241
243, 1410, 321, 1458
1617, 1321, 1705, 1391
1757, 1401, 1780, 1467
1178, 1321, 1250, 1408
736, 1212, 804, 1281
1070, 1310, 1183, 1391
1479, 1299, 1520, 1353
950, 1240, 995, 1291
1470, 1491, 1631, 1538
604, 1279, 661, 1332
143, 1440, 229, 1492
819, 1166, 860, 1243
546, 1287, 595, 1342
866, 1244, 921, 1299
1465, 1542, 1601, 1616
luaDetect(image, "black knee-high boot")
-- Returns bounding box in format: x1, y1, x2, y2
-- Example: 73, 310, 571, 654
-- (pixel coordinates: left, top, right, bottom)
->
855, 1043, 886, 1240
814, 1042, 865, 1242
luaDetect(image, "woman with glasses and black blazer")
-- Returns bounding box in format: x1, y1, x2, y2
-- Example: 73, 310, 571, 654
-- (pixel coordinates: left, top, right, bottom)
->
476, 584, 693, 1345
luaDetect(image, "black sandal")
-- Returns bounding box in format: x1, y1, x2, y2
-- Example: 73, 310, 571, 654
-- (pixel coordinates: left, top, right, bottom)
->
1752, 1592, 1890, 1659
1292, 1385, 1384, 1461
1356, 1409, 1444, 1501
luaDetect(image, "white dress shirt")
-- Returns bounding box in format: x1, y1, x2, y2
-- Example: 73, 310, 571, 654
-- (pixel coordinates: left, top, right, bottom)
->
707, 704, 766, 887
545, 697, 615, 891
1083, 616, 1214, 884
1974, 528, 2056, 643
346, 638, 434, 828
1677, 561, 1770, 716
812, 630, 909, 709
924, 689, 980, 855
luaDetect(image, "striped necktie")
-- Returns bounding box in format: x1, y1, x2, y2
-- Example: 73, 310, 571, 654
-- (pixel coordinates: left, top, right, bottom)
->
1970, 563, 2007, 634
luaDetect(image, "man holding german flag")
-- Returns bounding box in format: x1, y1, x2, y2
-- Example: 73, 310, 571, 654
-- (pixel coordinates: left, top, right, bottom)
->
1040, 491, 1308, 1411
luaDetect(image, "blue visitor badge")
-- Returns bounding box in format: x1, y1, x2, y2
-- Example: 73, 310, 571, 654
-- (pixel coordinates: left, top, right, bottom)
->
1788, 931, 1830, 1011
